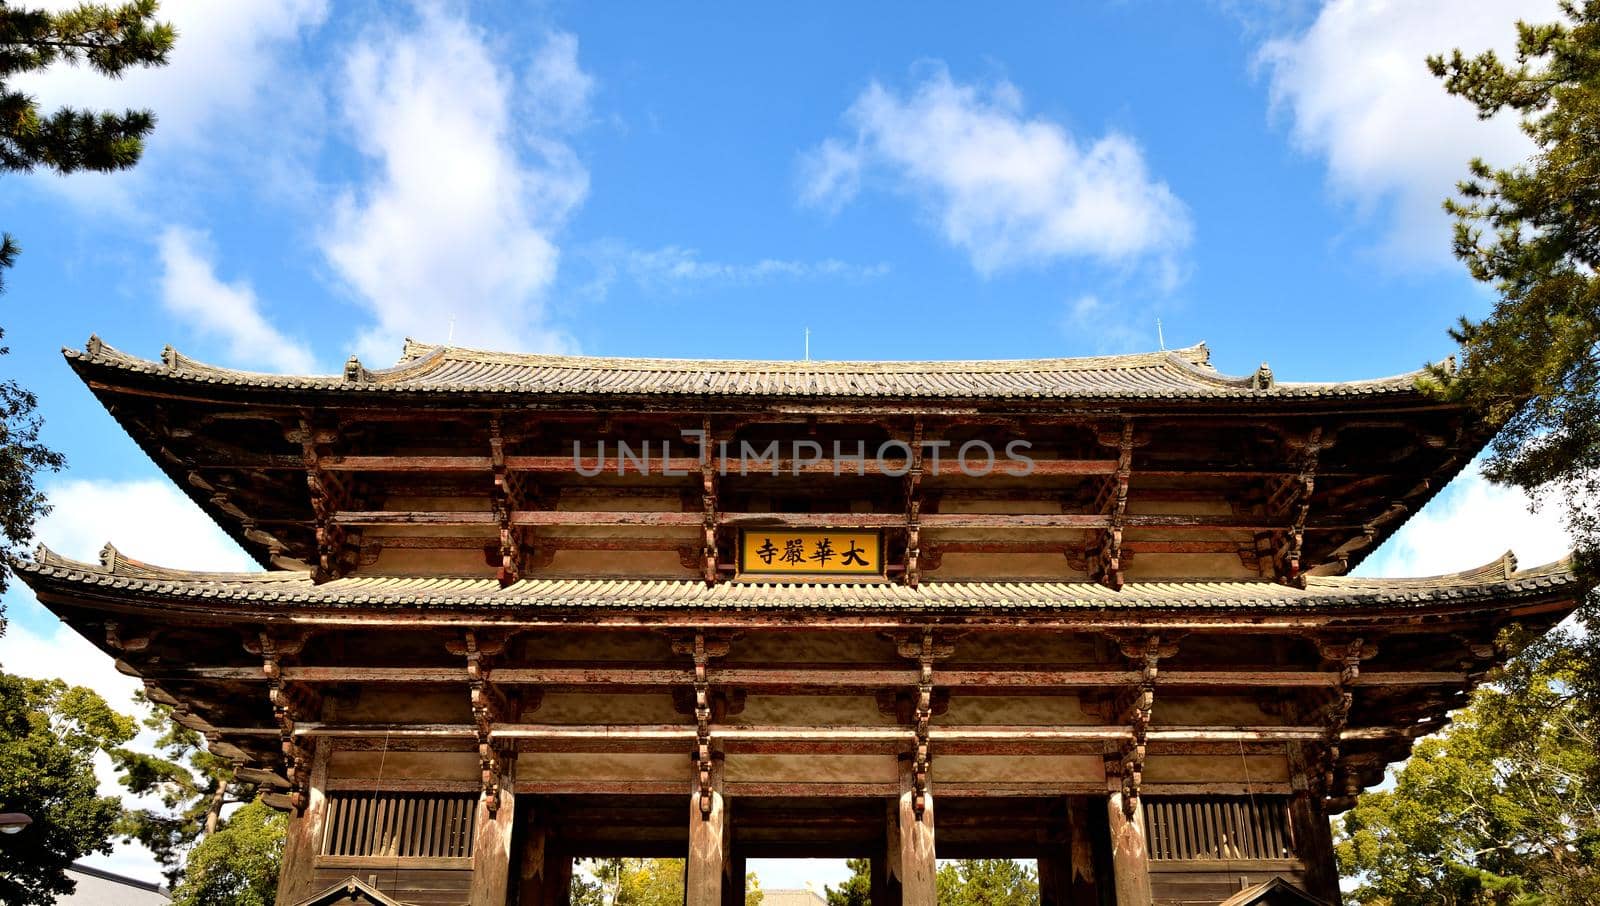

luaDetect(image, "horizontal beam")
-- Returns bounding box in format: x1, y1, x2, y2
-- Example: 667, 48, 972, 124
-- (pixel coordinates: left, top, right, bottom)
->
329, 509, 1329, 531
130, 663, 1471, 689
314, 454, 1122, 477
283, 722, 1411, 744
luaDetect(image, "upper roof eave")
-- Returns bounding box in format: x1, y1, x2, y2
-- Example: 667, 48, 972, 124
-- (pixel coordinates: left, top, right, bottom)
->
62, 336, 1440, 405
15, 544, 1585, 616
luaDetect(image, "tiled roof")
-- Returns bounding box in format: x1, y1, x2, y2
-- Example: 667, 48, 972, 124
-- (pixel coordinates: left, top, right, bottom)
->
63, 336, 1433, 401
16, 544, 1580, 615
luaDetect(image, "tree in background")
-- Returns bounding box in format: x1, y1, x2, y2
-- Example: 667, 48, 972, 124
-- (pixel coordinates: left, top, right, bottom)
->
826, 858, 1038, 906
1337, 626, 1599, 904
936, 859, 1038, 906
824, 858, 871, 906
0, 0, 172, 612
166, 799, 284, 906
111, 696, 267, 885
1337, 3, 1600, 902
1338, 4, 1600, 903
0, 673, 137, 905
1426, 0, 1600, 573
577, 858, 762, 906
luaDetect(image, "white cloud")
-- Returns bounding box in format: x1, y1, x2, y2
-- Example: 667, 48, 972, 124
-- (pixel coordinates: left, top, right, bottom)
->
800, 67, 1191, 274
0, 477, 254, 884
1357, 462, 1572, 578
157, 228, 317, 373
322, 12, 592, 359
13, 0, 327, 147
1061, 294, 1155, 353
1258, 0, 1558, 262
614, 245, 890, 290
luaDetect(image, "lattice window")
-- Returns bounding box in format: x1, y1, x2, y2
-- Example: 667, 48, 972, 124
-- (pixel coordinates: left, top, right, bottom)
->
1142, 796, 1294, 861
321, 792, 477, 859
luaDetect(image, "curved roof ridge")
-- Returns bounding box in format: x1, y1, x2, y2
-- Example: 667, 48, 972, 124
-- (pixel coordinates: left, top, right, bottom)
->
30, 543, 301, 583
63, 334, 1437, 400
398, 340, 1216, 374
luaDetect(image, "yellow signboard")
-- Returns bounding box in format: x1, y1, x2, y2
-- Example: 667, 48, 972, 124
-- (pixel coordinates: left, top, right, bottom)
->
737, 529, 883, 580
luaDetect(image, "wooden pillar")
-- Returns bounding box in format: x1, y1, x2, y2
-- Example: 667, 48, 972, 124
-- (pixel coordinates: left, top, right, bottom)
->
871, 852, 898, 906
893, 759, 936, 906
274, 740, 330, 906
516, 800, 551, 906
1066, 797, 1099, 904
1105, 781, 1151, 906
542, 850, 573, 906
687, 755, 728, 906
721, 851, 746, 906
1039, 852, 1068, 906
1288, 744, 1341, 903
470, 753, 516, 906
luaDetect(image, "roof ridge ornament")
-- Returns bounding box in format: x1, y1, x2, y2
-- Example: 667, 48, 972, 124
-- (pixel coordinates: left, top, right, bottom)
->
343, 354, 371, 384
1250, 362, 1275, 390
160, 345, 178, 372
99, 542, 120, 571
86, 334, 103, 357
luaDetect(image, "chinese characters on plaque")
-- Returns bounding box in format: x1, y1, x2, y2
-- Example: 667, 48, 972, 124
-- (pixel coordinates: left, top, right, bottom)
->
736, 529, 883, 580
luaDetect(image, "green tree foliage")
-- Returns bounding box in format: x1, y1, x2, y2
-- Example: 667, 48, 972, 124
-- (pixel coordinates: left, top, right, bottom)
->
936, 859, 1038, 906
0, 1, 171, 609
111, 695, 262, 884
0, 0, 174, 180
1353, 4, 1600, 900
824, 858, 872, 906
1336, 626, 1600, 904
166, 799, 284, 906
0, 672, 137, 905
825, 858, 1038, 906
577, 858, 762, 906
1425, 0, 1600, 573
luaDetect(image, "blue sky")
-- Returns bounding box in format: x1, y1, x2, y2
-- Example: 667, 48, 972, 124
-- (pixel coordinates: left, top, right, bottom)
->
0, 0, 1578, 887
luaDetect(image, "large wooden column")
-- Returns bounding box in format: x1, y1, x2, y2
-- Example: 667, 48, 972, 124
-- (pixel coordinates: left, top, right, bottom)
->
1105, 780, 1151, 906
687, 755, 728, 906
892, 759, 936, 906
470, 753, 517, 906
516, 799, 553, 906
721, 851, 746, 906
274, 740, 330, 906
871, 851, 898, 906
1041, 797, 1100, 906
1288, 743, 1341, 903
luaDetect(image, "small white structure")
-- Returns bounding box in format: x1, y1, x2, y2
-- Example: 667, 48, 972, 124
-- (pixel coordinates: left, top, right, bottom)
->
60, 863, 170, 905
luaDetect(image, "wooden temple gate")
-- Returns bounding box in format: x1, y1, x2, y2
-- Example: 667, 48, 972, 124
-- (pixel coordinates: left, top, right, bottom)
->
17, 338, 1588, 906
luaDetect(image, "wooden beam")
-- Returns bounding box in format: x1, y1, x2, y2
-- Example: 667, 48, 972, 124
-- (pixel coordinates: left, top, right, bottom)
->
126, 663, 1473, 690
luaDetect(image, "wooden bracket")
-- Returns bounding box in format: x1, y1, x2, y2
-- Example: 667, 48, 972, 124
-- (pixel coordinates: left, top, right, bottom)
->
904, 417, 925, 587
1088, 419, 1134, 590
293, 416, 356, 583
490, 416, 532, 586
1107, 632, 1177, 817
258, 631, 321, 812
461, 629, 512, 813
1270, 428, 1324, 586
1311, 636, 1373, 803
892, 628, 951, 819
